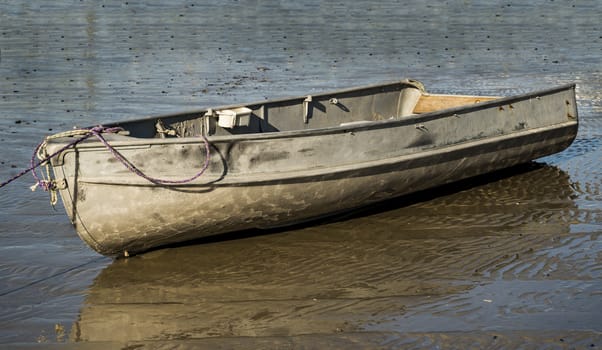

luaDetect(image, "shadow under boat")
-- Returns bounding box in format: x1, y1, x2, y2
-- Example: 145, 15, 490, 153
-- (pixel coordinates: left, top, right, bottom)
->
69, 162, 580, 344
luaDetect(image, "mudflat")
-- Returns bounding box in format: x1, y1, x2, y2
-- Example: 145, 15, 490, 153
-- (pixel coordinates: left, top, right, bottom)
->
1, 1, 601, 348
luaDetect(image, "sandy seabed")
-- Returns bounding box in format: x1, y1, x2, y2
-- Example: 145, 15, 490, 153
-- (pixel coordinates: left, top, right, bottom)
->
1, 1, 601, 348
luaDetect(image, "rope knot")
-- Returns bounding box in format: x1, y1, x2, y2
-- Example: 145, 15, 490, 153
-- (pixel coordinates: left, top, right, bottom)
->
38, 179, 57, 192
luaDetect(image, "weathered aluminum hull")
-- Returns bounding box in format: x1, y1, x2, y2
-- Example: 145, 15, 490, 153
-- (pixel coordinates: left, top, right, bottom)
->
46, 81, 578, 256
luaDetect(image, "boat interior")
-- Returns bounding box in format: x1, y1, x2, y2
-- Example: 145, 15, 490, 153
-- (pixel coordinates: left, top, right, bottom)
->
111, 80, 498, 139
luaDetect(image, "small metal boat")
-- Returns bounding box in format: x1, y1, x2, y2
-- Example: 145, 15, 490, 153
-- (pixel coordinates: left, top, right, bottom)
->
41, 79, 578, 256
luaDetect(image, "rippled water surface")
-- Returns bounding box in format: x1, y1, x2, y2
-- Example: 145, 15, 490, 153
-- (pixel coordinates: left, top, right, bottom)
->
1, 1, 601, 348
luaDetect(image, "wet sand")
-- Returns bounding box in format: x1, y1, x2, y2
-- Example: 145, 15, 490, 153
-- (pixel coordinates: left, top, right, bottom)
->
1, 1, 601, 348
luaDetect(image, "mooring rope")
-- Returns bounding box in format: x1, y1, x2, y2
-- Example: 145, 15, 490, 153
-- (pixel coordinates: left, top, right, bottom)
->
0, 126, 212, 203
0, 127, 116, 193
90, 127, 212, 185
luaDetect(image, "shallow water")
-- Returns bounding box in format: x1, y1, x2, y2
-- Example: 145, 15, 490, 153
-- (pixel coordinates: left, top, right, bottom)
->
1, 0, 601, 348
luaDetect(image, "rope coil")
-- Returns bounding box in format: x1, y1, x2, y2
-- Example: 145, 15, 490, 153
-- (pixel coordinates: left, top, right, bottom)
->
1, 126, 212, 205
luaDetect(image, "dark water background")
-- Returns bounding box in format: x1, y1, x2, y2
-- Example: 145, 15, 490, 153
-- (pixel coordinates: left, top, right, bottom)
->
1, 1, 601, 348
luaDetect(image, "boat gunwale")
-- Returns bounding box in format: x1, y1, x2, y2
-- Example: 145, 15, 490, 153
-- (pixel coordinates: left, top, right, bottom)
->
46, 82, 577, 150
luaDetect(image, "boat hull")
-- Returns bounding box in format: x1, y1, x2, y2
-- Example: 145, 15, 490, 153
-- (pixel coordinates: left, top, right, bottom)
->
47, 82, 578, 256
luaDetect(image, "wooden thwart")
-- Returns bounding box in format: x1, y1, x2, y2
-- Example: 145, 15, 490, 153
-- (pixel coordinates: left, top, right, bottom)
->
414, 94, 499, 114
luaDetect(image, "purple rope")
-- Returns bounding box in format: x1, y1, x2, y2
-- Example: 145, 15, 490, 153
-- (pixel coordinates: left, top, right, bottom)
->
0, 128, 103, 189
0, 163, 42, 189
89, 127, 212, 185
32, 127, 124, 191
0, 125, 211, 190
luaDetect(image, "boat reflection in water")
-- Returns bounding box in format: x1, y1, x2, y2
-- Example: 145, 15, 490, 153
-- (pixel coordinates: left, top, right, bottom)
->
71, 164, 598, 347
